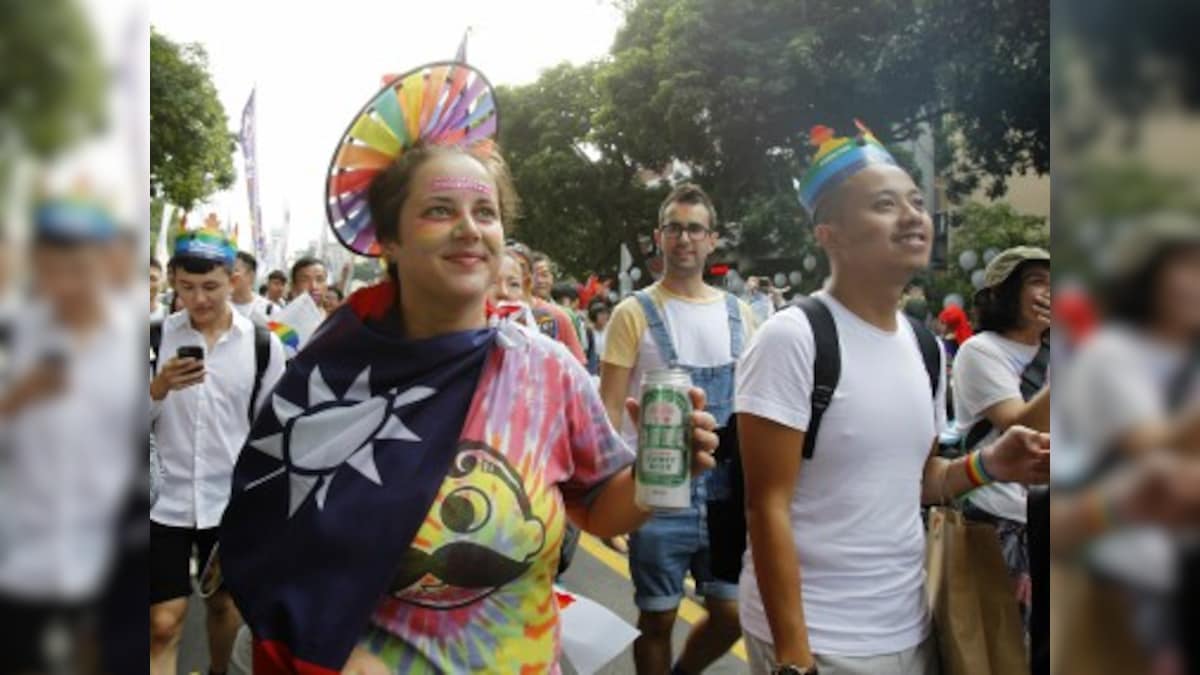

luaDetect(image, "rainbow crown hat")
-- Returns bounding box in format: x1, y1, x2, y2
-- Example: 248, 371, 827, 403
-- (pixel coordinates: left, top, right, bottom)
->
174, 227, 237, 265
326, 61, 499, 257
34, 195, 117, 242
797, 119, 898, 216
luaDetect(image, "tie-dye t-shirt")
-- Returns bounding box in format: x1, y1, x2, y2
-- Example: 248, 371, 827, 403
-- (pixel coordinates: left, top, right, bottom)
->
358, 321, 634, 673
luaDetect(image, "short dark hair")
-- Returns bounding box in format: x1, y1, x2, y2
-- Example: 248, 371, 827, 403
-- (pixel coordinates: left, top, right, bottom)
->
530, 251, 553, 271
150, 257, 162, 271
235, 251, 258, 274
1104, 244, 1200, 326
326, 286, 344, 301
587, 301, 611, 323
267, 269, 287, 283
975, 260, 1047, 333
551, 281, 577, 303
658, 183, 718, 229
291, 257, 326, 285
168, 255, 231, 276
258, 284, 268, 295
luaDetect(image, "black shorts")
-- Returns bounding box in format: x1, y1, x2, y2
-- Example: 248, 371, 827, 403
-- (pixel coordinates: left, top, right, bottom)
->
150, 522, 220, 604
0, 594, 92, 675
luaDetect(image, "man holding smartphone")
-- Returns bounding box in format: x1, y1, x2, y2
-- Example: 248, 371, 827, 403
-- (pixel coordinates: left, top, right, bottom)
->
149, 229, 284, 675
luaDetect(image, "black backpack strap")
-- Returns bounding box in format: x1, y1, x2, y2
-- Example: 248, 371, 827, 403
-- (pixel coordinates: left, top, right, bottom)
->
150, 321, 164, 373
1167, 340, 1200, 412
1019, 340, 1051, 401
795, 296, 840, 460
248, 324, 271, 425
905, 315, 941, 399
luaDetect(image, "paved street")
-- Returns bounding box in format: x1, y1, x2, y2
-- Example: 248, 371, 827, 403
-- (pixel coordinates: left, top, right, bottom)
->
177, 532, 747, 674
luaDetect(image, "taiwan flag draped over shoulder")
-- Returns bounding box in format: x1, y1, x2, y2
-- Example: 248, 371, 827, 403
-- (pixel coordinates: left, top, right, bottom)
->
220, 282, 495, 674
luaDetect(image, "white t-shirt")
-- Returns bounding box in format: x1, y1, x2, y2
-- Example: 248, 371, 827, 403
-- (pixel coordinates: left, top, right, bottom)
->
951, 332, 1042, 523
0, 296, 141, 600
734, 291, 946, 656
233, 295, 273, 327
603, 283, 756, 445
1058, 325, 1193, 461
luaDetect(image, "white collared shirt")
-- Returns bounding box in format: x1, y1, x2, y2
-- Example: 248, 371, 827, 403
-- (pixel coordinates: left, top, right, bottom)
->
150, 305, 285, 529
233, 294, 274, 327
0, 295, 141, 601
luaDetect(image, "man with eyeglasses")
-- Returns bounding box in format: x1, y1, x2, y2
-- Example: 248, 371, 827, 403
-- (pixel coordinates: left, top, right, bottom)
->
601, 183, 758, 675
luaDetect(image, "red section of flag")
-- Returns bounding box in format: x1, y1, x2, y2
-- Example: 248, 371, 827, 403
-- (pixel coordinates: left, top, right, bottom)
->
253, 639, 338, 675
555, 589, 577, 611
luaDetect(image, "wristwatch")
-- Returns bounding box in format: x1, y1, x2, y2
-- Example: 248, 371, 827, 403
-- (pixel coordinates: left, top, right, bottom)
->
772, 665, 818, 675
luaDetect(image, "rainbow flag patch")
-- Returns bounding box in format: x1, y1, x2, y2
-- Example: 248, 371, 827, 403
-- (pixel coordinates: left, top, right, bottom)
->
267, 321, 300, 351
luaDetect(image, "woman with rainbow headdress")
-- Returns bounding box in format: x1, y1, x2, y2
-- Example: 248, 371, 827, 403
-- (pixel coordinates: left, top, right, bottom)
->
218, 62, 719, 675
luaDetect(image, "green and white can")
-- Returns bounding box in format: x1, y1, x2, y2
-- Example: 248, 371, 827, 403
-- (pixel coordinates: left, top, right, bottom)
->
635, 368, 693, 512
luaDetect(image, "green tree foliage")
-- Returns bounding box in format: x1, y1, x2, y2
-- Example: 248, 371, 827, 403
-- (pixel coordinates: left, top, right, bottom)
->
0, 1, 106, 156
0, 1, 106, 212
498, 0, 1048, 279
498, 63, 667, 278
150, 28, 235, 210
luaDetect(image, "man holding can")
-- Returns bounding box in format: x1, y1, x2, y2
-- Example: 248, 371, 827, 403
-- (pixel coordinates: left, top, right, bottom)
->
734, 121, 1051, 675
601, 183, 758, 675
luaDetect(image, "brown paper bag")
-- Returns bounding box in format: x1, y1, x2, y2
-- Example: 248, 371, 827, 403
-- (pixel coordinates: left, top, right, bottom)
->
926, 506, 1027, 675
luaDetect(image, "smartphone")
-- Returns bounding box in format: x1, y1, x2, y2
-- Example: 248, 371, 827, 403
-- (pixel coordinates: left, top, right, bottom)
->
177, 345, 204, 361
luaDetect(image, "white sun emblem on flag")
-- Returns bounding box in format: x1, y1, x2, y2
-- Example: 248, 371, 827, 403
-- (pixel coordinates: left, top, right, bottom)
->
244, 365, 435, 517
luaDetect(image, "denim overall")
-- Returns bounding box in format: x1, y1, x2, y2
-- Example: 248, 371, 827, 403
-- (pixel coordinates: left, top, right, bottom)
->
627, 290, 743, 609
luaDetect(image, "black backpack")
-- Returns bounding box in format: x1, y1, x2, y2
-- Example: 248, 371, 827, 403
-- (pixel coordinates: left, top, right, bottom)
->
150, 320, 272, 425
708, 295, 942, 583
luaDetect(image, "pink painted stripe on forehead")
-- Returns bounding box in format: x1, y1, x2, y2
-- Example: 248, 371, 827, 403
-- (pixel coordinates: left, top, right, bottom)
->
429, 176, 495, 196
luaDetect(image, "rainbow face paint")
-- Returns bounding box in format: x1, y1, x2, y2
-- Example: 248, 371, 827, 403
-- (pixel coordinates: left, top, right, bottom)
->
429, 177, 495, 197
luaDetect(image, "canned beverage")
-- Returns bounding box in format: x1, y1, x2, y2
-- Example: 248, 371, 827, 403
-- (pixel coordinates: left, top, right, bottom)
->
635, 368, 693, 511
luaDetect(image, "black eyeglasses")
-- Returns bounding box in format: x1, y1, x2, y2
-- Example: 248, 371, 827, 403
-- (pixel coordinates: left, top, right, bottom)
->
660, 222, 712, 240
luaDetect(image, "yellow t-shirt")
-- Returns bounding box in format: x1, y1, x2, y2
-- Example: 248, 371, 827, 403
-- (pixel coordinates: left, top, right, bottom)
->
602, 282, 757, 443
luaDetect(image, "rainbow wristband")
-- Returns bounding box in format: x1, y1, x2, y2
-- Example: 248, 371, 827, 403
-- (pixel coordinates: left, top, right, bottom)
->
1084, 489, 1121, 534
965, 450, 994, 488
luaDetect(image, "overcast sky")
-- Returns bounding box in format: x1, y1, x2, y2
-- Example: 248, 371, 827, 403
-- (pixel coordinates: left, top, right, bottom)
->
151, 0, 625, 262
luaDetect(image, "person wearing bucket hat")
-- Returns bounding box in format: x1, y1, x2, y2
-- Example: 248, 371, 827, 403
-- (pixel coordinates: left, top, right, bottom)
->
217, 61, 720, 675
952, 245, 1051, 629
1056, 212, 1200, 673
734, 121, 1051, 675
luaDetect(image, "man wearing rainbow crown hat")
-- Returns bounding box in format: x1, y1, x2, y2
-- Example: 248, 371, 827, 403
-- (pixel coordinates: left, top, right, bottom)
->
732, 121, 1050, 675
149, 225, 285, 675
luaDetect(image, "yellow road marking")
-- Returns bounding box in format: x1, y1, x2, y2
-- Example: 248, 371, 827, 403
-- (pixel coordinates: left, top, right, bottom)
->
576, 533, 748, 662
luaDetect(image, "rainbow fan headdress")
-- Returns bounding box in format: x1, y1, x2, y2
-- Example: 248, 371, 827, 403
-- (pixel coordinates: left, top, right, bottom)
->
797, 119, 897, 216
325, 61, 499, 257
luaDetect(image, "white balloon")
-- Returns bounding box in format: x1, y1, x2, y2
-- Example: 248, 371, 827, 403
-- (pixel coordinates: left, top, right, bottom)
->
983, 248, 1000, 265
971, 269, 987, 289
803, 255, 817, 271
943, 293, 964, 309
773, 273, 787, 288
958, 250, 979, 271
629, 267, 642, 282
788, 271, 803, 286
